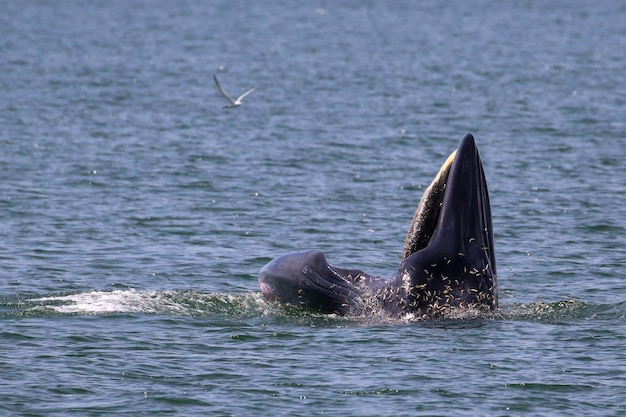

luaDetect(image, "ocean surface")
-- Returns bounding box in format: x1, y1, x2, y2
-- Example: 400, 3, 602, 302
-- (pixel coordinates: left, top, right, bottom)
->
1, 1, 625, 415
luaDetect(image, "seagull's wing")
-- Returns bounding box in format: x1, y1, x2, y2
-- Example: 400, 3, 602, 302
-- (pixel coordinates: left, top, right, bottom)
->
213, 74, 236, 105
236, 87, 256, 102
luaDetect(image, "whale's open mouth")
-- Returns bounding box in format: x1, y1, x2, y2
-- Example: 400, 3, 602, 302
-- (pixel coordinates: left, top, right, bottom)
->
402, 134, 495, 268
394, 133, 497, 313
258, 133, 497, 316
400, 148, 456, 261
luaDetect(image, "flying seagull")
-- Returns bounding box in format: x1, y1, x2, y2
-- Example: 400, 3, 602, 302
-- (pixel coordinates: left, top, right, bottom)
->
213, 74, 256, 109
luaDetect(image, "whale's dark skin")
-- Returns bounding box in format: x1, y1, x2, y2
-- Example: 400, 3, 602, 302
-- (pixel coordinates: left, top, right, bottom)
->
259, 133, 497, 318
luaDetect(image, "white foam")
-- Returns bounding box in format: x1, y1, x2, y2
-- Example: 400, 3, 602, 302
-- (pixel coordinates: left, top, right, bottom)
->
31, 289, 270, 317
34, 289, 164, 314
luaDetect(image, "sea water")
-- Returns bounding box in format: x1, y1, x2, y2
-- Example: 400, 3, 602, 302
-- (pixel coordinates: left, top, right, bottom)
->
1, 1, 625, 415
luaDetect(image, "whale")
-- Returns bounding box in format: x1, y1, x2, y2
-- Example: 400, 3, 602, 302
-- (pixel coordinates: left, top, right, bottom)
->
258, 133, 497, 318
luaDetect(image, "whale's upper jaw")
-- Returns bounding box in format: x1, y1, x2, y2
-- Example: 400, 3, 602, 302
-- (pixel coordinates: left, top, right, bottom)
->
396, 133, 497, 314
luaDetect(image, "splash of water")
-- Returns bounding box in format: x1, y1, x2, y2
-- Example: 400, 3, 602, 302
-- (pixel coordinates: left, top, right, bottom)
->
25, 289, 271, 318
3, 290, 622, 323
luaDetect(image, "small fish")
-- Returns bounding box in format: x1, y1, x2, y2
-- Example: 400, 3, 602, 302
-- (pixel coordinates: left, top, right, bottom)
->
213, 74, 256, 109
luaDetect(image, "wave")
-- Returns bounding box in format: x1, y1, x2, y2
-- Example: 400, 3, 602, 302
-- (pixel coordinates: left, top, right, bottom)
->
3, 289, 273, 319
498, 299, 626, 322
1, 289, 624, 323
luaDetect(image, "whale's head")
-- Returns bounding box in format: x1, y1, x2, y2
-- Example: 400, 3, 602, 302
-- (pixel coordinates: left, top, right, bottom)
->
258, 133, 497, 317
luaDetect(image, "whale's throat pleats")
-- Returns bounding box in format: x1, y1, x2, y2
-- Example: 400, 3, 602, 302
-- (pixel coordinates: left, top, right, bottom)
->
401, 150, 456, 261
